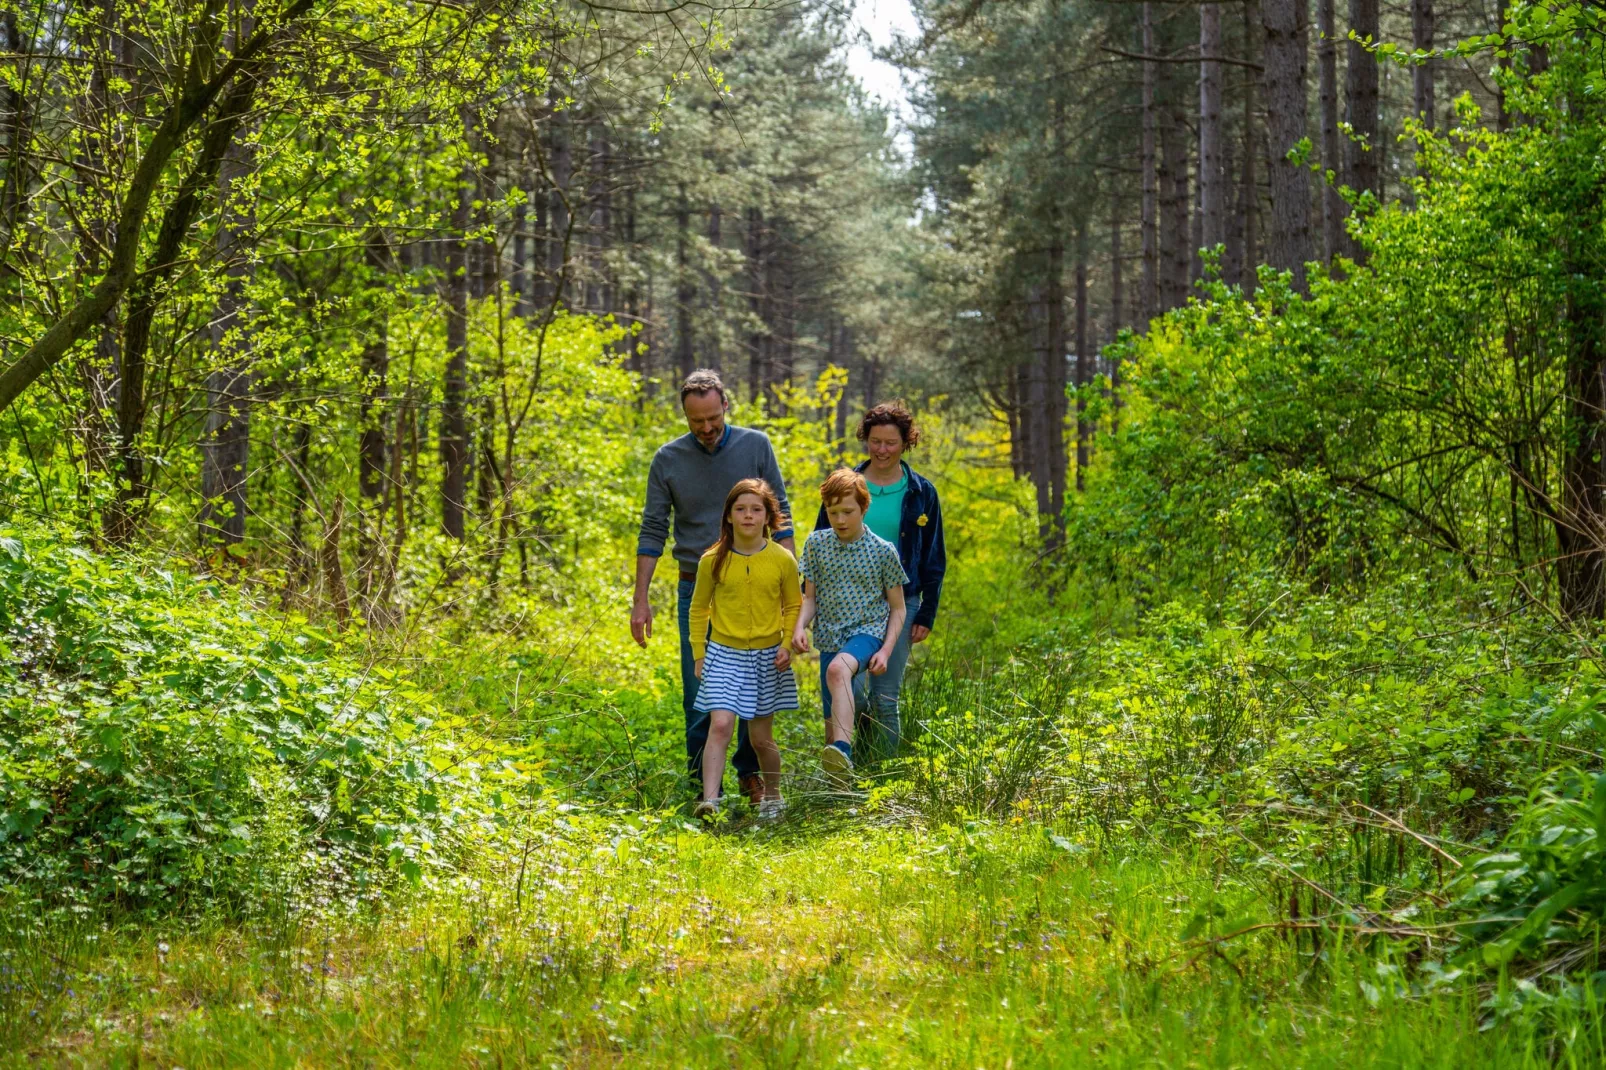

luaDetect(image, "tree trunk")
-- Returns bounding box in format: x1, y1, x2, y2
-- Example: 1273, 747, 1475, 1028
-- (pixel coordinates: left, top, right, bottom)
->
441, 138, 471, 544
1160, 107, 1190, 309
1559, 289, 1606, 619
76, 0, 120, 481
199, 33, 257, 551
674, 187, 694, 380
358, 228, 391, 601
1344, 0, 1379, 262
1110, 190, 1124, 433
1261, 0, 1313, 291
746, 207, 765, 399
1412, 0, 1435, 171
587, 130, 611, 314
1140, 3, 1159, 322
546, 100, 571, 306
705, 203, 722, 372
1074, 226, 1091, 493
512, 181, 530, 318
1318, 0, 1344, 262
1199, 4, 1225, 263
1231, 0, 1260, 293
1047, 239, 1068, 532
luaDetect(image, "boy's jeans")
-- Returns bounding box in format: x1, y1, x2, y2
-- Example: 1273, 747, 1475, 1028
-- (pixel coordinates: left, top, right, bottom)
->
852, 593, 922, 759
679, 578, 759, 790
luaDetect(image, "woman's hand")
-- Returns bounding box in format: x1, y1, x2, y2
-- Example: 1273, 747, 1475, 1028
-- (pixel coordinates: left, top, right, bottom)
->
792, 626, 810, 654
910, 624, 931, 644
694, 657, 704, 680
774, 647, 792, 671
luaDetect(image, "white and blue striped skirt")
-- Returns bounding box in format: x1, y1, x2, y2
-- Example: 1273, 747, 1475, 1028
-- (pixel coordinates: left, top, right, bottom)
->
694, 641, 799, 720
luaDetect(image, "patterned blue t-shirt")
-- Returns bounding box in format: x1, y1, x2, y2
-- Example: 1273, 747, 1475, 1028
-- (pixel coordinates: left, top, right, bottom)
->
799, 527, 909, 653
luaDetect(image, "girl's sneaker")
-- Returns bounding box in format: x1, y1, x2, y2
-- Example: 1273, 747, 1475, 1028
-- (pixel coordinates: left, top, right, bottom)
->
757, 796, 787, 820
820, 742, 853, 784
693, 799, 721, 821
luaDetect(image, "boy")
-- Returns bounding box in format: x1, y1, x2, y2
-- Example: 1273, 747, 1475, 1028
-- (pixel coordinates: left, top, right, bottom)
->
793, 468, 908, 779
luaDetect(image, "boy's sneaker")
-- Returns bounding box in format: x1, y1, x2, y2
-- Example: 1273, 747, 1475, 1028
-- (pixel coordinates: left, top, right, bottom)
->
821, 742, 853, 784
757, 796, 787, 820
738, 773, 764, 807
692, 799, 721, 821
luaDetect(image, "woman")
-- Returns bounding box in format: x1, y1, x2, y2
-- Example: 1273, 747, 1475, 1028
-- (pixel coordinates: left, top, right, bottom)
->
812, 401, 946, 757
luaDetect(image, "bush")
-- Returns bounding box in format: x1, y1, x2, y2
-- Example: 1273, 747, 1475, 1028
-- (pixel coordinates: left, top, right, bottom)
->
0, 530, 525, 916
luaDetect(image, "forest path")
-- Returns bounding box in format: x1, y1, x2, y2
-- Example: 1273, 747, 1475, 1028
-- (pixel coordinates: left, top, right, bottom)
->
14, 817, 1533, 1068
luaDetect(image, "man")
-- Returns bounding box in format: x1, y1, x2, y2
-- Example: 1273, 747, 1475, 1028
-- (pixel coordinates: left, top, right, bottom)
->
633, 369, 795, 802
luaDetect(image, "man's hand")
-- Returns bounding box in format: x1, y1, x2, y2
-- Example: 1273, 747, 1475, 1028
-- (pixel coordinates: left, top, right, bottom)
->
868, 649, 890, 675
694, 656, 704, 679
911, 624, 931, 645
774, 647, 792, 671
792, 626, 810, 654
630, 599, 653, 648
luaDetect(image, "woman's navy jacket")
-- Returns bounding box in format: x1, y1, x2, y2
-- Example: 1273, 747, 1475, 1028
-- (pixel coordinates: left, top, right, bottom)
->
811, 460, 946, 631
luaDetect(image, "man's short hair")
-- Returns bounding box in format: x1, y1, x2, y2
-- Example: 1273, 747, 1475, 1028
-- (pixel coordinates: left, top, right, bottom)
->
820, 468, 870, 512
680, 369, 727, 405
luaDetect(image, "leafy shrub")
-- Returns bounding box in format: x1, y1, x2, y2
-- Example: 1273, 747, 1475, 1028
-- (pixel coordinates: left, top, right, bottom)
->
0, 531, 523, 915
1452, 767, 1606, 971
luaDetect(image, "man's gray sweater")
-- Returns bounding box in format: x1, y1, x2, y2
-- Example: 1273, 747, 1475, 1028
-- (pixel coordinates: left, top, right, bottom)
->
636, 425, 794, 571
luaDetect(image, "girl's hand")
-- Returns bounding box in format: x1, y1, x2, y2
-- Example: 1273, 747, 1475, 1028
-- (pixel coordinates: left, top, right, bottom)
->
792, 627, 810, 654
911, 625, 931, 644
868, 649, 890, 675
694, 657, 704, 680
774, 647, 792, 671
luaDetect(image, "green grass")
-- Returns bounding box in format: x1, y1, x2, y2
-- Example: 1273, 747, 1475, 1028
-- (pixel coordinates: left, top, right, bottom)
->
5, 813, 1601, 1067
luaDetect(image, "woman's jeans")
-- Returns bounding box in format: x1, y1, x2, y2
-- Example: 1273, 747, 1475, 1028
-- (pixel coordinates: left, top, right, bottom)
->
679, 578, 759, 790
852, 592, 921, 759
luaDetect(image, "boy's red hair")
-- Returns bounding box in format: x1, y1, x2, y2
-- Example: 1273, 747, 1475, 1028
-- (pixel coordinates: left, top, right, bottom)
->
819, 468, 870, 512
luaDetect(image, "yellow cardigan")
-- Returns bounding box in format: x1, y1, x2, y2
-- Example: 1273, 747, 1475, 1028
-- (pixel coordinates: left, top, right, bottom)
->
687, 540, 802, 660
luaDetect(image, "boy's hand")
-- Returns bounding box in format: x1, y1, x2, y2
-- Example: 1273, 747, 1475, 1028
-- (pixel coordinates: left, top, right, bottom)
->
868, 649, 890, 675
694, 657, 704, 680
792, 627, 810, 654
774, 647, 792, 671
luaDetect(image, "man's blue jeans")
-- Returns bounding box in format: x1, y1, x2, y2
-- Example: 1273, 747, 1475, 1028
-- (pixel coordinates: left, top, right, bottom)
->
679, 578, 759, 789
851, 592, 922, 759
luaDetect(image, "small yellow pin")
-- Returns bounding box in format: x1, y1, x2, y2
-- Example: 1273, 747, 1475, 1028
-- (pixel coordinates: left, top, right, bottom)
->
916, 513, 929, 527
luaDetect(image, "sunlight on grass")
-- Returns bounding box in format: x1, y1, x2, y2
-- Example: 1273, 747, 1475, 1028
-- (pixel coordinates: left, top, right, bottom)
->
4, 816, 1593, 1068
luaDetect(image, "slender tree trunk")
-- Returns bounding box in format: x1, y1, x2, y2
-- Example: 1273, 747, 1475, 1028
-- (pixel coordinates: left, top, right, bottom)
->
1160, 108, 1190, 309
1559, 290, 1606, 619
199, 41, 257, 551
1199, 4, 1225, 262
512, 181, 530, 318
1024, 284, 1051, 525
705, 203, 722, 372
1344, 0, 1379, 262
1074, 226, 1091, 492
1234, 0, 1260, 293
1047, 238, 1068, 533
0, 10, 34, 255
587, 130, 611, 313
1110, 190, 1124, 434
358, 228, 391, 602
441, 137, 471, 544
546, 100, 571, 305
1318, 0, 1344, 262
1412, 0, 1435, 175
77, 0, 120, 482
746, 207, 764, 399
1141, 3, 1159, 322
1261, 0, 1313, 291
674, 186, 694, 380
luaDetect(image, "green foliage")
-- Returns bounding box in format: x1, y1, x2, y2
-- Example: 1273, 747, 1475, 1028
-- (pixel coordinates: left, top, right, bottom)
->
0, 530, 529, 915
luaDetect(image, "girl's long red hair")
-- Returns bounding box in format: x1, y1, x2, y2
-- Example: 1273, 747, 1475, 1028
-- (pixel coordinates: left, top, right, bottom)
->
711, 478, 784, 583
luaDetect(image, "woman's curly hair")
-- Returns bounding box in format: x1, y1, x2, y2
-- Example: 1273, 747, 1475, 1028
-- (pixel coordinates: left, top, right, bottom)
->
855, 401, 920, 449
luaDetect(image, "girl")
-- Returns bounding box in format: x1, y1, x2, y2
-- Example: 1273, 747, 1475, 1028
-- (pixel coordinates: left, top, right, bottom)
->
688, 478, 801, 819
